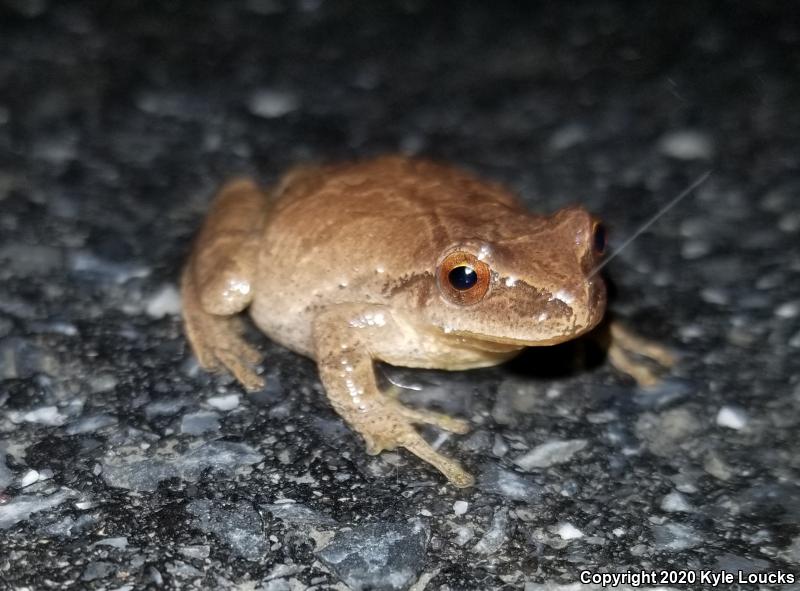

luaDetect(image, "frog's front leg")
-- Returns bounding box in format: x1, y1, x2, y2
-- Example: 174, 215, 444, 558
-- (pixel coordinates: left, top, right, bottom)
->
181, 179, 268, 391
313, 305, 474, 488
606, 321, 676, 387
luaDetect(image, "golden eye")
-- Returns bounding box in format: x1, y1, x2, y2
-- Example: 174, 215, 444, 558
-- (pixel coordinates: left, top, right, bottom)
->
437, 251, 490, 305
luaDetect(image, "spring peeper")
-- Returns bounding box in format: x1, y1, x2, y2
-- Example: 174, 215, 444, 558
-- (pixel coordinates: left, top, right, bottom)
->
181, 156, 673, 487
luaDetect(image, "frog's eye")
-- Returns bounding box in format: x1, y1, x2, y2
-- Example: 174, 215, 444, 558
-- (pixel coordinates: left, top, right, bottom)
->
438, 251, 490, 305
592, 222, 607, 255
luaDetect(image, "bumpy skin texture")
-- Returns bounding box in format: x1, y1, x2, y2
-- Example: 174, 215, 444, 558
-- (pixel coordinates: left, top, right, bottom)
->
181, 156, 671, 486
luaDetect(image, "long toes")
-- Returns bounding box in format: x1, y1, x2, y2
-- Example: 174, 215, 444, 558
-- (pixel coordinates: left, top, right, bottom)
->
226, 319, 263, 364
619, 339, 677, 368
183, 316, 222, 371
398, 430, 474, 488
437, 416, 470, 435
622, 361, 660, 387
633, 369, 660, 388
241, 373, 266, 391
238, 343, 262, 365
389, 401, 471, 434
609, 323, 677, 368
608, 346, 665, 388
193, 346, 222, 372
214, 349, 264, 391
644, 346, 677, 368
355, 409, 473, 487
447, 468, 476, 488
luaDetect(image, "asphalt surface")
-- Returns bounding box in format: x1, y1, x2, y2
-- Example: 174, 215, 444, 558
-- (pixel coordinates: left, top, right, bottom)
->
1, 1, 799, 589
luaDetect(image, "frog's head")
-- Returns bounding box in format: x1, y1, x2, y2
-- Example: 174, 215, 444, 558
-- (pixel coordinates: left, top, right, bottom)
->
424, 206, 607, 347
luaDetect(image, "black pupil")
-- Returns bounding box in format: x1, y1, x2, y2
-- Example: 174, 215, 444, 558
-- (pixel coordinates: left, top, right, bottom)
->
449, 265, 478, 290
593, 224, 607, 254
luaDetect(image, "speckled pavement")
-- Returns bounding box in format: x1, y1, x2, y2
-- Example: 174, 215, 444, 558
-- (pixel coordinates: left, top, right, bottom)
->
1, 2, 799, 590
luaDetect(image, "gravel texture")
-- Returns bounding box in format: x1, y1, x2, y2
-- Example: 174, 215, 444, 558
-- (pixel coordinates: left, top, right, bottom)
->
1, 1, 799, 589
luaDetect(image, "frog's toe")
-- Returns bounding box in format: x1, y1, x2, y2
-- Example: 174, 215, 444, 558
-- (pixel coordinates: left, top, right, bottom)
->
363, 433, 398, 455
389, 400, 471, 434
447, 467, 475, 488
622, 337, 677, 368
238, 369, 266, 392
228, 318, 263, 365
609, 322, 677, 368
642, 342, 678, 368
214, 348, 265, 391
397, 429, 474, 488
192, 342, 222, 373
237, 342, 263, 366
631, 367, 660, 388
607, 345, 661, 388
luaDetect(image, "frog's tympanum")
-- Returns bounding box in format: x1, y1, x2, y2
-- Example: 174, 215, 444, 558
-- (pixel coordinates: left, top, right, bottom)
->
181, 156, 673, 486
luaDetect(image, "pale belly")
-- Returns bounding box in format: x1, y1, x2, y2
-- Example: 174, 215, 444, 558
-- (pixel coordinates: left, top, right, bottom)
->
249, 295, 525, 371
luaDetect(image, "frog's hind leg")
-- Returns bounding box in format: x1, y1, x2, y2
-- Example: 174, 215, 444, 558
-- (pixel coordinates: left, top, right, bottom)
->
181, 268, 264, 390
181, 178, 268, 391
606, 320, 676, 387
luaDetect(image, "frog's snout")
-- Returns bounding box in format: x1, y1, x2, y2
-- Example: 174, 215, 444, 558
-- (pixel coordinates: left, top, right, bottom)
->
587, 275, 608, 328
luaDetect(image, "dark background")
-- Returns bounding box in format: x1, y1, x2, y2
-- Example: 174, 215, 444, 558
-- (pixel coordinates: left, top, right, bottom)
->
1, 1, 798, 589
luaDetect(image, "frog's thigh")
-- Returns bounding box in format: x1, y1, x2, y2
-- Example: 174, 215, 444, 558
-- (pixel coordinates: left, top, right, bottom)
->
191, 178, 267, 315
312, 305, 474, 488
181, 179, 268, 390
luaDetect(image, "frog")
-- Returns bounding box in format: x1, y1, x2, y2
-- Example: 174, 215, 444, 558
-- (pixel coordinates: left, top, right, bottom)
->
181, 155, 674, 487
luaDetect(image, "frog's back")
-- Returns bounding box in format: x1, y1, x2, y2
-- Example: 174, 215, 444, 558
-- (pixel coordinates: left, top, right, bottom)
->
266, 155, 527, 252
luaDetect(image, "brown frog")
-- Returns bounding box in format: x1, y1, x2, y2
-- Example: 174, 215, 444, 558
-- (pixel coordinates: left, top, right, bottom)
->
181, 156, 672, 487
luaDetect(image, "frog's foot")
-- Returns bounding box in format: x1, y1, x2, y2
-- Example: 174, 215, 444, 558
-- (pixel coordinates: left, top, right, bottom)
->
314, 305, 474, 487
356, 402, 474, 488
610, 322, 676, 367
181, 268, 265, 391
607, 345, 660, 387
607, 321, 676, 387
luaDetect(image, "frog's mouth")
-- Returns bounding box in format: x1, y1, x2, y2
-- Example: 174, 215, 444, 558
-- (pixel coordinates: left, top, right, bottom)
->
435, 274, 607, 350
443, 285, 606, 349
450, 330, 588, 350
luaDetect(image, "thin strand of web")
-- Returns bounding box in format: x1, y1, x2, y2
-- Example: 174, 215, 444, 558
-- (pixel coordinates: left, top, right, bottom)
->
588, 170, 712, 278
